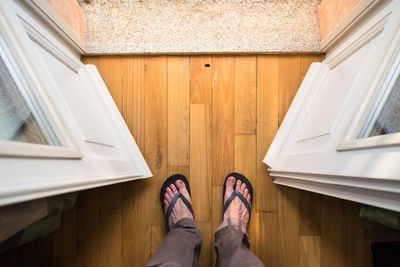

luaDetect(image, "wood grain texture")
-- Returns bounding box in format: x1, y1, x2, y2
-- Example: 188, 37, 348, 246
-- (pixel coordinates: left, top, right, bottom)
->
299, 191, 321, 236
190, 104, 212, 222
212, 56, 235, 186
234, 56, 256, 134
77, 189, 99, 267
256, 55, 279, 213
99, 185, 122, 267
150, 224, 166, 258
121, 56, 145, 150
278, 186, 300, 267
189, 56, 212, 104
321, 197, 343, 267
4, 55, 400, 267
144, 56, 168, 225
256, 212, 278, 267
122, 180, 151, 266
300, 236, 321, 267
278, 55, 301, 126
167, 56, 190, 166
53, 207, 77, 267
198, 222, 212, 267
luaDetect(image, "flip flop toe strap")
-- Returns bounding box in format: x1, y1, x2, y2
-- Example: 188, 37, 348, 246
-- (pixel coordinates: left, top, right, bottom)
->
222, 191, 251, 220
166, 192, 194, 225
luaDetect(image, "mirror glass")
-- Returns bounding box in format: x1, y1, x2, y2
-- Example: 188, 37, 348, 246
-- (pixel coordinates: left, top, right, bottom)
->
0, 33, 59, 146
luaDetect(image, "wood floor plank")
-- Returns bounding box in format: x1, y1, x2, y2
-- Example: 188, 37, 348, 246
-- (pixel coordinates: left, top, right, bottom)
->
98, 208, 121, 267
278, 186, 300, 267
53, 206, 77, 267
167, 166, 190, 178
278, 55, 301, 126
99, 185, 122, 267
190, 104, 212, 222
144, 56, 168, 225
299, 191, 321, 236
300, 236, 321, 267
77, 189, 100, 267
198, 222, 212, 267
121, 56, 145, 150
234, 56, 256, 134
342, 202, 363, 267
122, 180, 151, 266
98, 56, 123, 110
167, 56, 190, 166
256, 212, 278, 267
150, 224, 167, 259
256, 55, 279, 213
321, 197, 343, 267
211, 56, 235, 186
189, 56, 212, 104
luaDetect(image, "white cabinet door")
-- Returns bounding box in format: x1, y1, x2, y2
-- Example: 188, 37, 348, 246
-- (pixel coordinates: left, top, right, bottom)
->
0, 0, 151, 206
265, 0, 400, 212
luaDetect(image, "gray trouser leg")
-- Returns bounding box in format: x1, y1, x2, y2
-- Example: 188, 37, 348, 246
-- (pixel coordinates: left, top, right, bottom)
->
146, 218, 202, 267
214, 224, 265, 267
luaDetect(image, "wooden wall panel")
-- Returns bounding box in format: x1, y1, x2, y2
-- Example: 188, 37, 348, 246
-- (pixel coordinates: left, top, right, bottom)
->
2, 54, 399, 267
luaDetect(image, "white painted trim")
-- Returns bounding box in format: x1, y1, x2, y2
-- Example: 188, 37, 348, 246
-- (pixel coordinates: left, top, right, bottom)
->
17, 0, 85, 54
21, 18, 82, 72
274, 176, 400, 212
320, 0, 378, 52
270, 170, 400, 194
0, 172, 142, 207
324, 12, 389, 69
0, 140, 81, 158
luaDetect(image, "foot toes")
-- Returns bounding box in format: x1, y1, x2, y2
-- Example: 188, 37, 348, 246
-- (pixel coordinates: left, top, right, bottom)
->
244, 188, 249, 198
240, 182, 246, 192
164, 199, 169, 214
226, 176, 236, 188
175, 179, 185, 190
170, 184, 178, 194
224, 176, 236, 201
165, 192, 171, 202
166, 187, 174, 198
236, 180, 242, 191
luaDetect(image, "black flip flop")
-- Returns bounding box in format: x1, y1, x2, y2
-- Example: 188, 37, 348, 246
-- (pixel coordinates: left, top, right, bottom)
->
222, 172, 253, 221
160, 174, 194, 231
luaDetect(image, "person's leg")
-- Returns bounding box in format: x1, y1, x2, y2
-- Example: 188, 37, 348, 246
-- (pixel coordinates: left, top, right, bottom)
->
146, 178, 202, 267
214, 176, 264, 267
146, 218, 202, 267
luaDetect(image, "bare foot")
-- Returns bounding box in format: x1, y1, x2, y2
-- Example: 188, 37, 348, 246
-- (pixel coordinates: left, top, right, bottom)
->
163, 179, 194, 228
223, 176, 251, 232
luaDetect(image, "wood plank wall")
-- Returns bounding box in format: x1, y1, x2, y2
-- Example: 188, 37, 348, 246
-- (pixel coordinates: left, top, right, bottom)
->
1, 55, 400, 267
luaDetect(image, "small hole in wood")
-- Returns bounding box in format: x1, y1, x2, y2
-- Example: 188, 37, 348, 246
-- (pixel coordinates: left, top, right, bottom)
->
205, 64, 210, 67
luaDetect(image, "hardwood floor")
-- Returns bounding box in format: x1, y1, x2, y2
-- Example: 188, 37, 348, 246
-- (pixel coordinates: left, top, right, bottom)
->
1, 55, 400, 267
